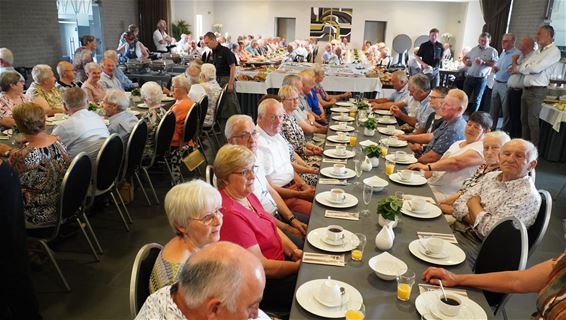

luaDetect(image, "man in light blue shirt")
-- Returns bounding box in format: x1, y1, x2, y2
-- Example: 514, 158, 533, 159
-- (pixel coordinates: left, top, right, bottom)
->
103, 89, 138, 143
489, 33, 520, 131
463, 32, 499, 113
390, 74, 433, 130
103, 50, 138, 91
100, 58, 124, 91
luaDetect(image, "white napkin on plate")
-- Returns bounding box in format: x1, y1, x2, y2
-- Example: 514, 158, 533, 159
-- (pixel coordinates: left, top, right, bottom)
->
359, 139, 378, 147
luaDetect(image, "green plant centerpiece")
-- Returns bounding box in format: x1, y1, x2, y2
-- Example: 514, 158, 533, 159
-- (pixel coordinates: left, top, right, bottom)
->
355, 100, 370, 110
364, 117, 377, 130
377, 195, 402, 223
131, 88, 141, 97
88, 102, 99, 111
364, 144, 382, 158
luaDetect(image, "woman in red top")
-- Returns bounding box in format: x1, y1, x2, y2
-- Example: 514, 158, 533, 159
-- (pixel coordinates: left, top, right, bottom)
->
214, 144, 301, 313
169, 75, 194, 184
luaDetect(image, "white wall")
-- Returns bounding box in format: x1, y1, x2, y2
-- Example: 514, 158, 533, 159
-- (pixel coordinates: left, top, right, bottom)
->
460, 0, 484, 55
171, 0, 215, 38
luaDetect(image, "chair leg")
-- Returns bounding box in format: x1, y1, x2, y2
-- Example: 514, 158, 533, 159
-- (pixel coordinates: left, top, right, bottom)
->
134, 171, 152, 206
75, 217, 100, 262
163, 158, 176, 185
38, 240, 71, 292
142, 167, 160, 205
82, 213, 103, 254
115, 186, 133, 224
501, 308, 507, 320
109, 191, 130, 232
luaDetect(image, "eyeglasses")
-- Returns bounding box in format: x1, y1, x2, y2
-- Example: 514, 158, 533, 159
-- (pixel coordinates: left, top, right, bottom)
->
284, 97, 300, 102
232, 130, 258, 141
232, 165, 258, 177
267, 114, 285, 121
191, 208, 223, 226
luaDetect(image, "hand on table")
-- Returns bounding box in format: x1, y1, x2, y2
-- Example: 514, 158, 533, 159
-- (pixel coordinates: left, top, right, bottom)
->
396, 134, 408, 141
408, 163, 427, 171
390, 105, 402, 117
290, 219, 308, 236
422, 267, 459, 287
409, 142, 423, 153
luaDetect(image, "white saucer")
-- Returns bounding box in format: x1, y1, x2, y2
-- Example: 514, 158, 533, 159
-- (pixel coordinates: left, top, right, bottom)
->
408, 240, 466, 266
380, 138, 408, 148
363, 176, 389, 190
400, 201, 442, 219
315, 191, 358, 209
389, 173, 428, 186
336, 101, 354, 107
330, 107, 351, 113
415, 291, 487, 320
321, 236, 346, 246
375, 109, 392, 115
307, 227, 360, 252
418, 243, 449, 259
330, 125, 355, 132
323, 149, 356, 159
327, 135, 350, 143
385, 154, 418, 164
161, 96, 175, 102
377, 117, 398, 124
332, 115, 355, 122
295, 279, 363, 318
136, 103, 150, 109
378, 127, 404, 136
320, 167, 356, 179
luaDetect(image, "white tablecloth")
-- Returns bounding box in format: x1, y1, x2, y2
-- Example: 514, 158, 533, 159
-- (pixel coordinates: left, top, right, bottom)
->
540, 103, 566, 132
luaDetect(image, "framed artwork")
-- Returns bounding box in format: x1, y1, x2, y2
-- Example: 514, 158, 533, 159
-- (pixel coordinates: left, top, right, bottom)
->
310, 7, 352, 41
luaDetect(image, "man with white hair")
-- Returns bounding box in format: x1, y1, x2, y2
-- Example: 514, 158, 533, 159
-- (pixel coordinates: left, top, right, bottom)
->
256, 99, 315, 216
153, 19, 173, 52
0, 48, 24, 81
185, 61, 206, 102
99, 58, 124, 91
103, 50, 138, 90
136, 242, 269, 320
200, 63, 222, 128
102, 89, 138, 142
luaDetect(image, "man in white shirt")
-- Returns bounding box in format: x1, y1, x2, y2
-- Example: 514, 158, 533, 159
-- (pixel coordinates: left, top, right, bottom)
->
153, 19, 172, 52
225, 115, 308, 247
255, 99, 315, 216
99, 58, 124, 91
54, 87, 109, 162
507, 37, 535, 138
510, 25, 561, 146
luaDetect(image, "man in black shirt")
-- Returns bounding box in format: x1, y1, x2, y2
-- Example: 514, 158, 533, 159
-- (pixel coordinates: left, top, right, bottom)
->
416, 28, 444, 87
202, 32, 236, 92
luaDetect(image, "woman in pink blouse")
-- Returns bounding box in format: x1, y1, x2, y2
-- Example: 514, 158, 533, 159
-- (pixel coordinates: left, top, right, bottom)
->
81, 62, 106, 103
0, 71, 31, 128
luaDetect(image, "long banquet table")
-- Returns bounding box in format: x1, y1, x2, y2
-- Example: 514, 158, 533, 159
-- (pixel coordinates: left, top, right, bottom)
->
289, 108, 492, 319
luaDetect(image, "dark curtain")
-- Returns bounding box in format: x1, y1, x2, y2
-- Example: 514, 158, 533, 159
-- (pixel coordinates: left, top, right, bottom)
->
479, 0, 512, 53
138, 0, 170, 52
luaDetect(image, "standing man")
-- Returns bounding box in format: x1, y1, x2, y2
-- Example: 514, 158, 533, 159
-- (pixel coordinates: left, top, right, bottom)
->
462, 32, 499, 114
489, 33, 519, 131
416, 28, 444, 87
512, 25, 561, 146
506, 37, 535, 138
153, 19, 173, 53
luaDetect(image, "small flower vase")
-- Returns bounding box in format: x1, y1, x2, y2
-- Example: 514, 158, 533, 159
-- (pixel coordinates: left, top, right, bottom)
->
370, 156, 380, 167
364, 127, 375, 136
378, 214, 398, 228
375, 222, 395, 251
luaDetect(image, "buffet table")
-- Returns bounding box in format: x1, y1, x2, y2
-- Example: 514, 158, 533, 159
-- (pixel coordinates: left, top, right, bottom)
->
539, 103, 566, 162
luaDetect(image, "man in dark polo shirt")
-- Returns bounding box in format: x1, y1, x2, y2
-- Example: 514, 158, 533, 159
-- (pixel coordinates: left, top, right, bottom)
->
416, 28, 444, 87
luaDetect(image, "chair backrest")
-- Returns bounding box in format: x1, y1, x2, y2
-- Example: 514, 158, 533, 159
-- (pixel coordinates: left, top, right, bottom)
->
205, 164, 216, 187
197, 95, 209, 129
94, 134, 124, 193
121, 120, 148, 181
129, 243, 163, 318
474, 217, 528, 314
152, 110, 176, 160
528, 190, 552, 256
182, 103, 199, 143
214, 85, 227, 125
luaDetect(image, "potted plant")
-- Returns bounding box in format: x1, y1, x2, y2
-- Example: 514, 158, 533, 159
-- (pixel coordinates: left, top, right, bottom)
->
356, 100, 370, 110
363, 117, 377, 136
364, 144, 382, 167
376, 196, 401, 228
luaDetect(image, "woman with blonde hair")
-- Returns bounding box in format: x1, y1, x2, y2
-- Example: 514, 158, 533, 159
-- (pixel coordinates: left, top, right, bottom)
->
81, 62, 106, 103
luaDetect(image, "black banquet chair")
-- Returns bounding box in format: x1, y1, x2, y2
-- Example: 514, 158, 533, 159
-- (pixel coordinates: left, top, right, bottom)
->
474, 217, 528, 319
129, 243, 163, 318
210, 85, 228, 146
119, 120, 152, 207
527, 190, 552, 257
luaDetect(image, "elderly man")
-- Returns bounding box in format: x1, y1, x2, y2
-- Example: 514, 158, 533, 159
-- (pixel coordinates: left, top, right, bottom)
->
415, 28, 444, 86
507, 37, 536, 138
0, 48, 24, 81
102, 89, 138, 142
225, 115, 309, 247
136, 242, 269, 320
256, 99, 315, 216
370, 70, 409, 109
55, 61, 79, 93
283, 43, 296, 62
418, 88, 467, 163
322, 44, 335, 64
54, 87, 109, 162
99, 58, 123, 91
103, 50, 138, 91
153, 19, 172, 53
450, 139, 541, 264
463, 32, 499, 113
391, 73, 433, 130
185, 61, 206, 102
512, 25, 561, 146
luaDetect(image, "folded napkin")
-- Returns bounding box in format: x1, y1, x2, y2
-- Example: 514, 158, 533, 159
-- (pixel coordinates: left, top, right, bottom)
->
325, 210, 360, 221
302, 252, 345, 267
418, 283, 468, 297
417, 231, 458, 244
319, 178, 348, 185
322, 158, 347, 164
325, 142, 342, 147
359, 139, 378, 147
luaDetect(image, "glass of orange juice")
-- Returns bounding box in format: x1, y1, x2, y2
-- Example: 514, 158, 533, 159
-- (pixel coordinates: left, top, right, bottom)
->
349, 134, 357, 147
380, 142, 389, 157
351, 233, 367, 262
385, 159, 395, 175
396, 270, 415, 301
345, 301, 365, 320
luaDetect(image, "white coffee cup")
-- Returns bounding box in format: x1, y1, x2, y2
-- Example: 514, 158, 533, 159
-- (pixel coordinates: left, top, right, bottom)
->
335, 145, 346, 155
54, 113, 66, 121
329, 188, 346, 203
399, 169, 413, 181
337, 131, 346, 140
438, 293, 462, 316
333, 164, 346, 175
318, 277, 342, 306
339, 122, 348, 129
409, 198, 426, 212
426, 238, 445, 255
395, 151, 407, 161
349, 98, 356, 103
326, 225, 345, 242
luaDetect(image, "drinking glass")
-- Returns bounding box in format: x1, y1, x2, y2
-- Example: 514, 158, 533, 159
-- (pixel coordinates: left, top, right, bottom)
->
394, 191, 404, 201
396, 270, 415, 301
353, 159, 363, 185
362, 183, 373, 216
385, 159, 395, 176
349, 134, 357, 147
380, 142, 389, 157
351, 233, 367, 262
345, 301, 366, 320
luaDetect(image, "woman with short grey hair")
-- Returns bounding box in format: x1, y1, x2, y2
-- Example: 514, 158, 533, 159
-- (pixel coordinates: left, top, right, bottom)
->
200, 63, 222, 128
140, 81, 167, 161
81, 62, 106, 103
0, 71, 31, 128
26, 64, 64, 115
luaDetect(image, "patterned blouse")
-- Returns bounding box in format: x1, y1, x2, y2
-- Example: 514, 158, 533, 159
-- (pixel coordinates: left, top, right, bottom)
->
81, 81, 106, 103
26, 82, 64, 111
0, 92, 31, 118
535, 253, 566, 319
141, 106, 166, 161
281, 113, 307, 158
9, 141, 70, 227
148, 250, 182, 294
136, 284, 185, 319
460, 163, 500, 193
73, 47, 94, 83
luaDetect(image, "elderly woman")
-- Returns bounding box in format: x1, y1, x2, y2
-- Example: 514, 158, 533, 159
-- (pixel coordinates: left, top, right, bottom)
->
149, 180, 223, 293
312, 66, 351, 108
215, 144, 301, 312
186, 61, 206, 103
0, 71, 31, 128
200, 63, 222, 128
73, 35, 97, 82
0, 103, 70, 228
26, 64, 64, 116
169, 75, 194, 184
81, 62, 106, 103
140, 81, 167, 160
117, 31, 149, 63
408, 111, 493, 201
438, 131, 511, 215
102, 89, 138, 142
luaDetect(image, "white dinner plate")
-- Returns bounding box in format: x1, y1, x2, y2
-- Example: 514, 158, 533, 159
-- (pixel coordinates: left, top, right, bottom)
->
400, 201, 442, 219
323, 149, 356, 159
330, 107, 351, 113
415, 291, 487, 320
375, 109, 393, 115
332, 115, 355, 122
320, 167, 356, 179
326, 135, 350, 143
307, 227, 360, 252
385, 154, 418, 165
336, 101, 354, 107
408, 239, 466, 266
315, 191, 358, 209
380, 138, 408, 148
136, 103, 150, 109
330, 125, 355, 132
418, 242, 449, 259
377, 117, 398, 124
295, 279, 364, 318
378, 127, 404, 136
389, 173, 428, 186
363, 176, 389, 189
161, 96, 175, 102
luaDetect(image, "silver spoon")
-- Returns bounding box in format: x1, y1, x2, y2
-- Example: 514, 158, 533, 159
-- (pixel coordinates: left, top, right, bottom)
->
438, 279, 448, 302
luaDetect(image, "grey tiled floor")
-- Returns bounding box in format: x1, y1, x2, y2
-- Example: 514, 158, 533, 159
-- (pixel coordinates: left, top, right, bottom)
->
33, 159, 566, 320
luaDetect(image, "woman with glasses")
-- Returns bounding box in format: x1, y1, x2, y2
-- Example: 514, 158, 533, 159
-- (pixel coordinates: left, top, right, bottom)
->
148, 179, 223, 293
214, 144, 301, 313
0, 71, 32, 129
